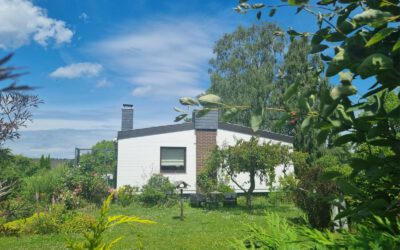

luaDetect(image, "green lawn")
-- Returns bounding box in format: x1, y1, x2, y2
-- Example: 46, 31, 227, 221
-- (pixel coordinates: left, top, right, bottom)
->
0, 197, 303, 250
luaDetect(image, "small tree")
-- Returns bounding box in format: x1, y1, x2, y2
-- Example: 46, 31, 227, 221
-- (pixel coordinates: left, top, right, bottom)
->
211, 137, 290, 208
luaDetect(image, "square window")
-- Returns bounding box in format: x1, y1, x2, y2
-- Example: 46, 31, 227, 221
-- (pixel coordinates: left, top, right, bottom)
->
160, 147, 186, 173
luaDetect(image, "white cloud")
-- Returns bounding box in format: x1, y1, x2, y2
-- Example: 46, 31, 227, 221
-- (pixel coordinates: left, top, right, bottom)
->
0, 0, 73, 49
90, 18, 224, 97
50, 62, 103, 78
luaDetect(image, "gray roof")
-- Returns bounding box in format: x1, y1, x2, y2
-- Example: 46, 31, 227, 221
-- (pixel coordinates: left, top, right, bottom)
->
117, 122, 293, 143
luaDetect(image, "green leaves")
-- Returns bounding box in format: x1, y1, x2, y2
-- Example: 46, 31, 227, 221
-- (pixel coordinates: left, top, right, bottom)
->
198, 94, 222, 107
366, 28, 397, 47
179, 97, 198, 106
357, 53, 393, 79
353, 9, 392, 25
283, 82, 299, 100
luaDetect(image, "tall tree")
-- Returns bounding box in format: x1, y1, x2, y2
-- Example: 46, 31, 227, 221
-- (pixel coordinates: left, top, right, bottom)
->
208, 22, 285, 130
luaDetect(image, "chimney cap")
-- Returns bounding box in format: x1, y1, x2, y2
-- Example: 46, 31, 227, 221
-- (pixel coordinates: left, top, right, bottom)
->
122, 104, 133, 108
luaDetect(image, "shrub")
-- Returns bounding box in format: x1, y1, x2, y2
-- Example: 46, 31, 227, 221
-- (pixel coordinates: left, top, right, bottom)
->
0, 197, 34, 221
2, 212, 60, 235
59, 190, 88, 210
139, 174, 176, 207
61, 213, 96, 233
117, 185, 138, 207
22, 166, 66, 204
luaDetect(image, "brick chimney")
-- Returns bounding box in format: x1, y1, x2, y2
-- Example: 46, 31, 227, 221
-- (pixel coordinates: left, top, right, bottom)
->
193, 110, 218, 176
121, 104, 134, 131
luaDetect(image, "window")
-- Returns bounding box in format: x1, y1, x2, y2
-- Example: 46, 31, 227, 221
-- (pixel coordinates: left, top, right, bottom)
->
160, 147, 186, 173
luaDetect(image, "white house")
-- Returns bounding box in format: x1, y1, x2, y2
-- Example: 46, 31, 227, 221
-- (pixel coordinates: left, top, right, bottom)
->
116, 104, 293, 193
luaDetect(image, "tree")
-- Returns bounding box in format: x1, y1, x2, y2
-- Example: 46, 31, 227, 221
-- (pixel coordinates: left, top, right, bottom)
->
209, 137, 290, 208
208, 22, 285, 130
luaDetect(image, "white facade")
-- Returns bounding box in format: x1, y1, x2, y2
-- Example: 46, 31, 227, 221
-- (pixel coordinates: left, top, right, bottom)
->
117, 124, 293, 193
118, 129, 197, 193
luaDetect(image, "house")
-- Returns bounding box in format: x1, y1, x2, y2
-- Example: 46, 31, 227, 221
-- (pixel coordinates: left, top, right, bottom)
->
116, 104, 293, 193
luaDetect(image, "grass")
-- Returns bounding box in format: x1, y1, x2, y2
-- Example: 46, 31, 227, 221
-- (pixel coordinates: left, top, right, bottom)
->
0, 197, 303, 250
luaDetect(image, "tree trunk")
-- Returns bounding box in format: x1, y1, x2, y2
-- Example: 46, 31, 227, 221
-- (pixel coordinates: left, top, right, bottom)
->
246, 170, 256, 209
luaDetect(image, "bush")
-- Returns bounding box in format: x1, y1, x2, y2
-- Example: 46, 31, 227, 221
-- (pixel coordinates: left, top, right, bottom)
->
2, 212, 60, 235
139, 174, 176, 207
61, 213, 96, 233
22, 166, 66, 204
0, 197, 34, 221
59, 190, 88, 210
117, 185, 138, 207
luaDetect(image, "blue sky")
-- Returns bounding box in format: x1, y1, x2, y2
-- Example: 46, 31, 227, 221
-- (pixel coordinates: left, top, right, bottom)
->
1, 0, 344, 158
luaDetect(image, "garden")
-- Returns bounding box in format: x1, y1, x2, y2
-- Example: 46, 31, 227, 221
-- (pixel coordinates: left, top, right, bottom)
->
1, 0, 400, 249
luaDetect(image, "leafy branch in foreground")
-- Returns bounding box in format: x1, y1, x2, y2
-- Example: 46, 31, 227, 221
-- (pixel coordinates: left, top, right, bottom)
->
177, 0, 400, 226
66, 193, 155, 250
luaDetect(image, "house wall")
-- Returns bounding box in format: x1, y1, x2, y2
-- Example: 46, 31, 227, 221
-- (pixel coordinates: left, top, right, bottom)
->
117, 129, 197, 193
216, 129, 293, 193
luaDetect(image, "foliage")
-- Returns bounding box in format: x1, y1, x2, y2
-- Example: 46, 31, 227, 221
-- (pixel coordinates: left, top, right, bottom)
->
0, 197, 34, 221
2, 211, 60, 236
61, 213, 96, 233
205, 137, 291, 208
39, 154, 51, 170
78, 140, 116, 187
207, 22, 285, 129
64, 163, 110, 205
116, 185, 138, 207
59, 190, 88, 210
22, 166, 67, 204
235, 211, 400, 249
0, 53, 40, 145
139, 174, 177, 207
234, 212, 312, 250
66, 193, 155, 250
234, 0, 400, 223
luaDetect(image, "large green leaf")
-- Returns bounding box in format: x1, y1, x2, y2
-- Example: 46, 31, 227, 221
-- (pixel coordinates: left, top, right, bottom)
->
283, 82, 299, 100
366, 28, 397, 47
357, 53, 394, 79
337, 20, 357, 35
326, 47, 350, 77
301, 116, 312, 131
334, 133, 356, 146
310, 44, 329, 54
179, 97, 199, 106
198, 94, 222, 106
353, 9, 392, 25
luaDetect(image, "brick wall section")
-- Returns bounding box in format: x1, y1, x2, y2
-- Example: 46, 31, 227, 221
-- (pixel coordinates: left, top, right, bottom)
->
196, 129, 217, 174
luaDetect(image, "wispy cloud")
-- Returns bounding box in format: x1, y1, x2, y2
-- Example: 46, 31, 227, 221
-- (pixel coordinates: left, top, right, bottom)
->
90, 17, 224, 98
5, 129, 117, 158
50, 62, 102, 78
0, 0, 73, 49
79, 12, 89, 22
96, 78, 111, 88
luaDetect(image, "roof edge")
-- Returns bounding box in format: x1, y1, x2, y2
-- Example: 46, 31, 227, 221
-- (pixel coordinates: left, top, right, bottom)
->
218, 122, 293, 144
